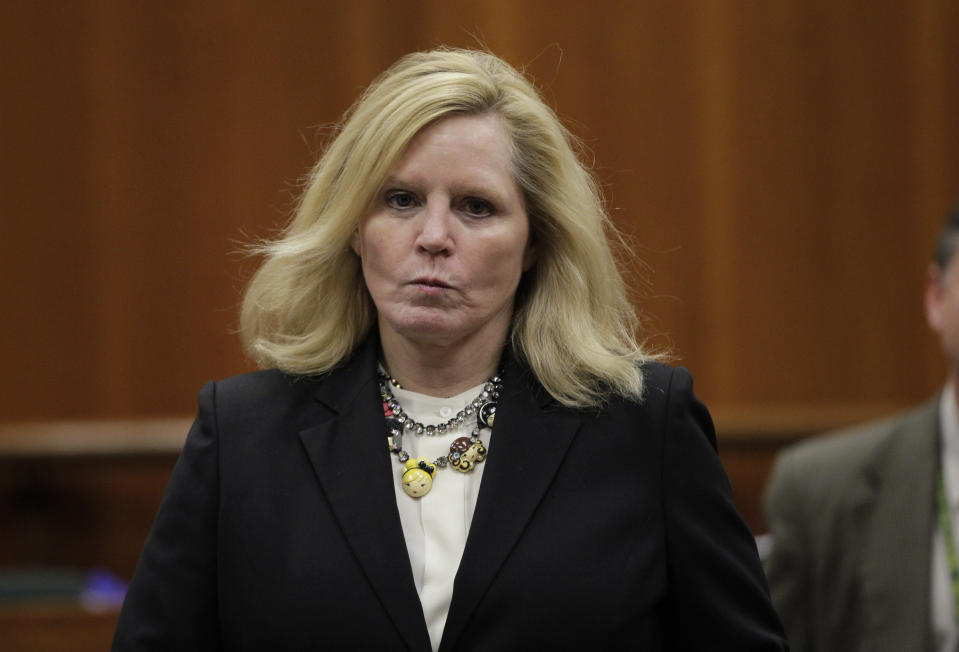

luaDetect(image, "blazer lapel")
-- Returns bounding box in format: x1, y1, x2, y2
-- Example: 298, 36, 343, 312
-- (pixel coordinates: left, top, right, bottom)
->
297, 338, 431, 652
858, 401, 938, 652
439, 356, 582, 652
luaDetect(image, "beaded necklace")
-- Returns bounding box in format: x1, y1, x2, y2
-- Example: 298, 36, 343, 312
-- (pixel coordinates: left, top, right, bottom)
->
379, 371, 502, 498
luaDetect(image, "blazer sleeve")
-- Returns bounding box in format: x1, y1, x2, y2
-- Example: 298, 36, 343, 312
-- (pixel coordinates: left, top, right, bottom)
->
659, 367, 789, 650
112, 381, 222, 651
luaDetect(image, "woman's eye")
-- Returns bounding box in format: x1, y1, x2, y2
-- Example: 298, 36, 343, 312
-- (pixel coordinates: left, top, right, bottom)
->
386, 191, 416, 210
463, 197, 493, 217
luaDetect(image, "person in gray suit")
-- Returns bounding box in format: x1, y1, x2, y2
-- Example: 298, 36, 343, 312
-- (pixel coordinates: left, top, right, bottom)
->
764, 204, 959, 651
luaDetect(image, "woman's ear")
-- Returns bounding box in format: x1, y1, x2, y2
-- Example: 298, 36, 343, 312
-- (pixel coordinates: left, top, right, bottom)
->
350, 226, 362, 257
926, 262, 945, 332
522, 237, 537, 271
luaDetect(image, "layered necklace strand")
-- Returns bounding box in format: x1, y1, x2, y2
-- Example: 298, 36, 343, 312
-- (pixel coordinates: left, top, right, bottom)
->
379, 370, 503, 498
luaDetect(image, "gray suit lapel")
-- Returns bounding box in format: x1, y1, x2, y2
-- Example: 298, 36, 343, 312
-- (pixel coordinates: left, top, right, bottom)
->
858, 401, 938, 651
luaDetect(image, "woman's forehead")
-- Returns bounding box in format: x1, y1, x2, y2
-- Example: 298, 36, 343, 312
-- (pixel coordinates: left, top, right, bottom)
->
381, 114, 520, 197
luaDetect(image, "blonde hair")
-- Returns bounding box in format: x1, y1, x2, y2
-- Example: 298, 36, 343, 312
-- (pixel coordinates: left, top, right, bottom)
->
241, 48, 656, 407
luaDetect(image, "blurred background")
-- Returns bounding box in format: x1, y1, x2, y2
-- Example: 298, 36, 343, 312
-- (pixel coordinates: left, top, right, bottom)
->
2, 0, 958, 648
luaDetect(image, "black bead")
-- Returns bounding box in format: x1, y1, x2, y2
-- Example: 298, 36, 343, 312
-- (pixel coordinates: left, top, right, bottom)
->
478, 402, 497, 428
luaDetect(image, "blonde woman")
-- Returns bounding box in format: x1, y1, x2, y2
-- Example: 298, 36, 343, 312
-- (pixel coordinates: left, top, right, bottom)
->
114, 48, 787, 651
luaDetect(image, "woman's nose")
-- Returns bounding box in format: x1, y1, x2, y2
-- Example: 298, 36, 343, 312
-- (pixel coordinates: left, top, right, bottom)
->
415, 202, 453, 255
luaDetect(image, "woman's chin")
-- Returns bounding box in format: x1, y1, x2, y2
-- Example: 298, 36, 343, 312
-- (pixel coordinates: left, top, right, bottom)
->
390, 317, 462, 341
377, 301, 513, 348
379, 310, 482, 346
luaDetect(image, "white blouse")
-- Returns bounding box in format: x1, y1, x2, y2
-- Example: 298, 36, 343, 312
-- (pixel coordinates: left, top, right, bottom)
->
386, 380, 492, 652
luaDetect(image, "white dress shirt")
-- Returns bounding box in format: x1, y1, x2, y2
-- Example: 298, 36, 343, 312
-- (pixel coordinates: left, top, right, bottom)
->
387, 380, 491, 652
932, 383, 959, 652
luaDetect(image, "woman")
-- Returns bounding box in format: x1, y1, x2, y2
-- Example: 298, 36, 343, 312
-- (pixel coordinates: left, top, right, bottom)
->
113, 48, 788, 651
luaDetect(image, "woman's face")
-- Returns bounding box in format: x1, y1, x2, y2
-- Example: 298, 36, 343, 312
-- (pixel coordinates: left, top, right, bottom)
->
353, 113, 535, 351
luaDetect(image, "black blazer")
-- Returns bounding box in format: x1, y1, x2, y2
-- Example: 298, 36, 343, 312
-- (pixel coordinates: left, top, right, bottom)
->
113, 337, 787, 651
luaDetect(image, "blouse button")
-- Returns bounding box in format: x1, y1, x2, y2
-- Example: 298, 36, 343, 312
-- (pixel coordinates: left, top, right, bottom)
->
439, 406, 452, 418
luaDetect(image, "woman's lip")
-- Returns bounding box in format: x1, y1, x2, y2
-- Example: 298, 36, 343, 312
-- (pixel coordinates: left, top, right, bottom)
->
411, 278, 451, 288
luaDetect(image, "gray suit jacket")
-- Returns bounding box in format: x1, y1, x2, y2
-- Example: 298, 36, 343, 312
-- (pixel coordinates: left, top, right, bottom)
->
763, 399, 940, 652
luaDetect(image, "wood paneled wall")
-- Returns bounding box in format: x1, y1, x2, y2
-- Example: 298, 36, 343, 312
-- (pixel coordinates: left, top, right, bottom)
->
2, 1, 958, 419
2, 11, 958, 646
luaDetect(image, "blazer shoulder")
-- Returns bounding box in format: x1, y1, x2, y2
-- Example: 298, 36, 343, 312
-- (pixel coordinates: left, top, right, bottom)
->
639, 361, 694, 402
204, 368, 324, 417
215, 367, 307, 391
629, 362, 717, 451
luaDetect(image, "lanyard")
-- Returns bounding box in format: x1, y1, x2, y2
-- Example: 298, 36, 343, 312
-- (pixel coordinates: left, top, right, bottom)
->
936, 470, 959, 625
